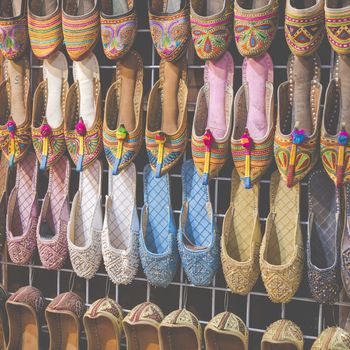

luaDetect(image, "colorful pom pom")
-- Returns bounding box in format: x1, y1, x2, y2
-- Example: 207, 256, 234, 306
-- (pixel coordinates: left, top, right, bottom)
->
203, 129, 214, 149
156, 132, 166, 144
338, 130, 349, 146
241, 128, 252, 150
75, 118, 87, 136
6, 120, 16, 133
291, 129, 306, 145
40, 123, 52, 137
116, 124, 127, 141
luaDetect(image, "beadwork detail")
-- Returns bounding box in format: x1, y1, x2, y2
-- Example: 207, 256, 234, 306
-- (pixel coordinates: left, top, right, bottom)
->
325, 10, 350, 55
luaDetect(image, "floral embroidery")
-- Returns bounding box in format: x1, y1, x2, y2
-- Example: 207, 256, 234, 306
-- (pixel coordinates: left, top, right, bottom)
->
325, 11, 350, 55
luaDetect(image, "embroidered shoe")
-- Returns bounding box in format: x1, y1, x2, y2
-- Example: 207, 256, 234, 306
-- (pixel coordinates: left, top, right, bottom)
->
192, 51, 233, 185
7, 152, 38, 265
64, 53, 102, 172
123, 302, 164, 350
159, 309, 202, 350
0, 57, 31, 167
231, 53, 274, 189
0, 156, 9, 250
62, 0, 100, 61
190, 0, 233, 60
261, 320, 304, 350
321, 55, 350, 187
139, 164, 179, 288
205, 312, 249, 350
311, 327, 350, 349
84, 297, 124, 350
285, 0, 325, 57
28, 0, 63, 59
103, 50, 143, 175
101, 0, 137, 60
341, 184, 350, 297
146, 58, 188, 177
221, 169, 261, 296
275, 54, 322, 187
0, 0, 28, 60
102, 163, 139, 285
68, 159, 103, 279
234, 0, 279, 58
260, 171, 304, 303
178, 160, 220, 286
32, 51, 68, 171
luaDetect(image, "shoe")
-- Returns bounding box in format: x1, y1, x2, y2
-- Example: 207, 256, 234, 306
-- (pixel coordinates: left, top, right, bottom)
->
275, 54, 322, 187
0, 0, 28, 60
178, 160, 220, 286
260, 170, 304, 303
68, 159, 103, 279
62, 0, 100, 61
123, 302, 164, 350
159, 309, 202, 350
205, 312, 249, 350
139, 164, 179, 287
190, 0, 233, 60
0, 57, 31, 167
37, 156, 70, 270
261, 320, 304, 350
146, 57, 188, 177
28, 0, 63, 59
311, 327, 350, 349
231, 53, 274, 189
0, 285, 8, 350
64, 53, 102, 172
102, 163, 139, 285
101, 0, 137, 60
307, 169, 342, 304
103, 50, 143, 175
321, 55, 350, 187
32, 51, 68, 171
342, 183, 350, 297
45, 291, 85, 350
6, 286, 45, 350
149, 0, 190, 61
192, 51, 233, 184
83, 297, 124, 350
7, 152, 38, 265
221, 169, 261, 295
325, 0, 350, 55
285, 0, 325, 57
234, 0, 279, 58
0, 155, 9, 250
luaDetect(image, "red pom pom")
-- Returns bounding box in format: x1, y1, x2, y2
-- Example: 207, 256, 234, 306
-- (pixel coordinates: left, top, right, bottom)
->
75, 118, 87, 136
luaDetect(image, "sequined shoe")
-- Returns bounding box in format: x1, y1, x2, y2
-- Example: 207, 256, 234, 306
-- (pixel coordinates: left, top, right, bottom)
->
285, 0, 325, 57
62, 0, 99, 61
234, 0, 279, 57
32, 51, 68, 171
275, 54, 322, 187
190, 0, 233, 60
261, 320, 304, 350
103, 50, 143, 175
0, 0, 28, 60
28, 0, 63, 59
260, 170, 304, 303
123, 302, 164, 350
221, 169, 261, 296
231, 53, 274, 188
205, 312, 249, 350
64, 53, 102, 172
311, 327, 350, 349
192, 51, 233, 184
146, 57, 187, 177
0, 57, 31, 167
84, 298, 124, 350
149, 0, 190, 61
101, 0, 137, 60
178, 160, 220, 286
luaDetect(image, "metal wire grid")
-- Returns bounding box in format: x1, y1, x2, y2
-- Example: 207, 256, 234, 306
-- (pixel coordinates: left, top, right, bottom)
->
1, 1, 349, 349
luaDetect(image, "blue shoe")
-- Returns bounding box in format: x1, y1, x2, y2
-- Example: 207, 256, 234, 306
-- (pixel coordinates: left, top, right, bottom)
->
139, 165, 179, 287
178, 159, 220, 286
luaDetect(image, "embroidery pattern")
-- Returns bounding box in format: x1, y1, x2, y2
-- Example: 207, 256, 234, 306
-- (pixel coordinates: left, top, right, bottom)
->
326, 11, 350, 54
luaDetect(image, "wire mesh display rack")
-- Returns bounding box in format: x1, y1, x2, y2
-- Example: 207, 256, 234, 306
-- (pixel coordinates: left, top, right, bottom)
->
1, 0, 349, 349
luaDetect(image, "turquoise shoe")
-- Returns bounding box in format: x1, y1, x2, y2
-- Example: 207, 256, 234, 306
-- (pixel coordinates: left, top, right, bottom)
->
178, 159, 220, 286
139, 164, 179, 287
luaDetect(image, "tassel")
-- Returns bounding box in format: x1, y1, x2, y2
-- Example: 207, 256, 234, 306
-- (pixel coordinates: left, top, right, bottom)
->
287, 128, 305, 188
112, 124, 127, 175
39, 121, 52, 171
336, 129, 349, 187
203, 129, 214, 185
75, 118, 87, 172
155, 132, 166, 178
241, 128, 252, 189
6, 120, 16, 168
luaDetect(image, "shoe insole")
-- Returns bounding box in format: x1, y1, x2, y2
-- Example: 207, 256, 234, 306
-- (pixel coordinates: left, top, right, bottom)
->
328, 0, 350, 8
164, 0, 181, 12
77, 0, 94, 15
337, 55, 350, 132
160, 328, 198, 350
290, 0, 316, 8
262, 345, 297, 350
30, 0, 57, 16
125, 324, 160, 350
43, 52, 68, 128
206, 331, 245, 350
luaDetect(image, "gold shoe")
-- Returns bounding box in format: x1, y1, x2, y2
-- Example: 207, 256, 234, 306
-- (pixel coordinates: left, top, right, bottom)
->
311, 327, 350, 349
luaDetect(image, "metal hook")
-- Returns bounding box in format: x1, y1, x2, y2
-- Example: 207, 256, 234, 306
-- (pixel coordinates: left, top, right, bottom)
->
69, 272, 76, 292
183, 281, 189, 310
105, 277, 111, 298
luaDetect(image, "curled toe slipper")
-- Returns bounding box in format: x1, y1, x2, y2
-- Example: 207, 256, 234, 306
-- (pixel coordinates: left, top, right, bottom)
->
0, 155, 9, 249
311, 327, 350, 349
102, 163, 139, 285
139, 164, 179, 288
178, 159, 220, 286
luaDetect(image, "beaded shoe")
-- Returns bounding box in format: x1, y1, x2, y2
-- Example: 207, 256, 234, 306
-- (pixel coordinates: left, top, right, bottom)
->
311, 327, 350, 349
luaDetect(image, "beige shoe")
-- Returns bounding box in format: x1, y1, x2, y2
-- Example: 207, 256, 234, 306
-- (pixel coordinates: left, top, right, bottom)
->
311, 327, 350, 349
